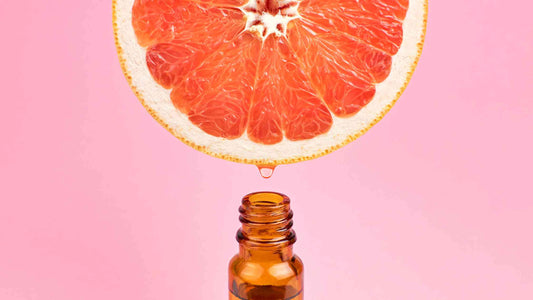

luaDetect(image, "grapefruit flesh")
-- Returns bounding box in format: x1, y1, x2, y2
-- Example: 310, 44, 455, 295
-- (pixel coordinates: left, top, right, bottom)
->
115, 0, 427, 164
131, 0, 406, 144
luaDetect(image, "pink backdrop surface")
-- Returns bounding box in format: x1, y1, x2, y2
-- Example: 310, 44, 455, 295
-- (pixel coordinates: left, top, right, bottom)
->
1, 1, 532, 299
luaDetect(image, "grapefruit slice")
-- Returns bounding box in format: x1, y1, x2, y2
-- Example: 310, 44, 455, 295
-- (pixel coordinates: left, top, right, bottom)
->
113, 0, 427, 165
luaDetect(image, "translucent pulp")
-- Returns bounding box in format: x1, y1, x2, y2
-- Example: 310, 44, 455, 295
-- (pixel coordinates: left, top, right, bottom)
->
240, 0, 300, 38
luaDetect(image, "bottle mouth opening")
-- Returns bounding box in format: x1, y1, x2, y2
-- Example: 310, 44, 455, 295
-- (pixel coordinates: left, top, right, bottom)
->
238, 192, 296, 247
244, 191, 289, 207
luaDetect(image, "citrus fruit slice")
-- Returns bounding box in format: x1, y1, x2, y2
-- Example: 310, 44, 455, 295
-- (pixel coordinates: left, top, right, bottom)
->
113, 0, 427, 165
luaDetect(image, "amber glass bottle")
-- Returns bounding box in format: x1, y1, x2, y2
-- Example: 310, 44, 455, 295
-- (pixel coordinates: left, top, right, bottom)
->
229, 192, 304, 300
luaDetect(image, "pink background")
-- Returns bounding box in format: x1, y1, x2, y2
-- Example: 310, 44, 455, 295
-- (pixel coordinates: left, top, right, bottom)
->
1, 1, 532, 299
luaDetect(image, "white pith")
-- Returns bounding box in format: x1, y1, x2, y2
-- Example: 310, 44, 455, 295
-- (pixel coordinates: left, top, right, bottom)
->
241, 0, 301, 39
114, 0, 427, 163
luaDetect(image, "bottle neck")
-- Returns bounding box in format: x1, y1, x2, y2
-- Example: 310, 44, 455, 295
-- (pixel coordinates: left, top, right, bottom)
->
236, 192, 296, 261
238, 244, 294, 261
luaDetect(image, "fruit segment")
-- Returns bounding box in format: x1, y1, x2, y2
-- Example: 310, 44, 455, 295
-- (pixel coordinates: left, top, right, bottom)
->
248, 36, 332, 144
132, 0, 245, 47
133, 0, 244, 88
298, 0, 407, 55
195, 0, 248, 6
287, 21, 378, 117
171, 33, 262, 139
300, 0, 408, 21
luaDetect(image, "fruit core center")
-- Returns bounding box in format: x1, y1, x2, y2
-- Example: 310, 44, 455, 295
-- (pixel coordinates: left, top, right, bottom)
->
241, 0, 300, 38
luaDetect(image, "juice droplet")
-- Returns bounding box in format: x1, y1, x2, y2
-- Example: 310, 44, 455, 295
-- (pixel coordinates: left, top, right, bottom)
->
257, 165, 276, 179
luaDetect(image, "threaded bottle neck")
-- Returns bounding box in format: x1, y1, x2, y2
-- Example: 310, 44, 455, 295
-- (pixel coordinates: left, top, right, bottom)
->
237, 192, 296, 249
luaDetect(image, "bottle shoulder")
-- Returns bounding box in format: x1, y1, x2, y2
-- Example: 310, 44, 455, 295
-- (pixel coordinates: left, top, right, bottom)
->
229, 253, 303, 284
290, 254, 304, 274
